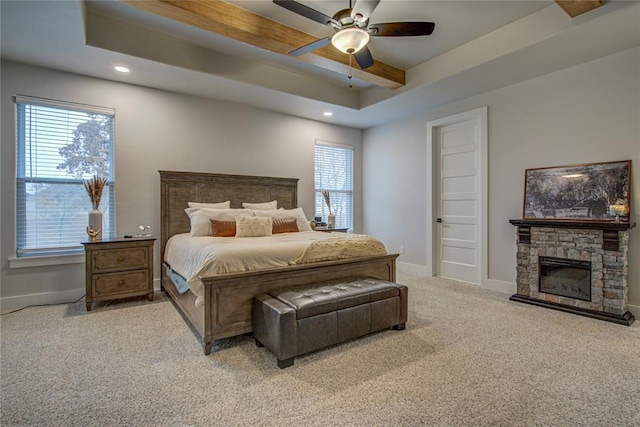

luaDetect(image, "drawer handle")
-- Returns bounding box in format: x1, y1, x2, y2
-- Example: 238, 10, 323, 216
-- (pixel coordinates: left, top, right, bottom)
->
118, 280, 125, 286
118, 256, 125, 262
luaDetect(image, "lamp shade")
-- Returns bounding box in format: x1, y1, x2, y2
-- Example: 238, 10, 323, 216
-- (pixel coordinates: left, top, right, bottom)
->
331, 28, 370, 54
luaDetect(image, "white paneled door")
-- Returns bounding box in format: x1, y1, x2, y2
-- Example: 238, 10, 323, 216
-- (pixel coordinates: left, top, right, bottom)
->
435, 115, 482, 284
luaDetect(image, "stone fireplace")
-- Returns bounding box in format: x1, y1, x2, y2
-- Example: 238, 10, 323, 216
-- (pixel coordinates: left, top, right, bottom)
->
509, 219, 635, 325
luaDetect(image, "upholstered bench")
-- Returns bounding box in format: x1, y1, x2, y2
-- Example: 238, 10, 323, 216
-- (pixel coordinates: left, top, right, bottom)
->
253, 277, 408, 368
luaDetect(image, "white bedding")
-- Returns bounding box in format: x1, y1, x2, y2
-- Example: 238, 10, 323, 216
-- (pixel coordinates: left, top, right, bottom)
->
164, 231, 387, 307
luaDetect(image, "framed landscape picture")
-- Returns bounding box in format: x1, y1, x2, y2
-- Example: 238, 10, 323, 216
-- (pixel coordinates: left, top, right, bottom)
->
523, 160, 631, 221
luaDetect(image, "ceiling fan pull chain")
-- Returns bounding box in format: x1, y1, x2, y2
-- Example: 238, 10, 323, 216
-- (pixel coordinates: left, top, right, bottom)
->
348, 53, 353, 88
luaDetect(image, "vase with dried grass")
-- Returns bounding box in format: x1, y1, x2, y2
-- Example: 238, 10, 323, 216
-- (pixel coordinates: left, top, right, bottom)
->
84, 175, 107, 240
322, 190, 335, 229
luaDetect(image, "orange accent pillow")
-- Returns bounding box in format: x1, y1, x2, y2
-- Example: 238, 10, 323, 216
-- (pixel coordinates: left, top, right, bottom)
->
272, 217, 299, 234
210, 219, 236, 237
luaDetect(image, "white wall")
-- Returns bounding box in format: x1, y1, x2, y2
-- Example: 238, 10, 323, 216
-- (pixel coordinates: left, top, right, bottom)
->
364, 47, 640, 312
0, 61, 363, 312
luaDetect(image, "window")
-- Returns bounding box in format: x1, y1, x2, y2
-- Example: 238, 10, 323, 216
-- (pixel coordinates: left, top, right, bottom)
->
15, 95, 115, 256
314, 141, 353, 229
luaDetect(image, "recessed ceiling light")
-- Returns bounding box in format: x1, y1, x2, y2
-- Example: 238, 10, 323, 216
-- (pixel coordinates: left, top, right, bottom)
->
114, 66, 130, 73
323, 112, 333, 117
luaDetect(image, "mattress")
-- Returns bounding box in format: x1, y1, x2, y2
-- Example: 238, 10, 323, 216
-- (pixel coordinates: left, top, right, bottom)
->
163, 231, 387, 307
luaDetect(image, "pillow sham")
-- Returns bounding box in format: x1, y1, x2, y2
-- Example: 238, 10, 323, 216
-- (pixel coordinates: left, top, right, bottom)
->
210, 219, 236, 237
235, 216, 273, 237
252, 207, 312, 232
241, 200, 277, 210
187, 201, 230, 209
272, 217, 299, 234
185, 208, 252, 236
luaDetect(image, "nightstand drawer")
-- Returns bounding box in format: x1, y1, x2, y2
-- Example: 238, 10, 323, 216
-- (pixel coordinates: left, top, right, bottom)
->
93, 270, 149, 296
92, 247, 149, 273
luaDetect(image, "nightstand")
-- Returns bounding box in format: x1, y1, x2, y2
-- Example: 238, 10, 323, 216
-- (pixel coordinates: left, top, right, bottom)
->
82, 237, 156, 311
314, 227, 349, 233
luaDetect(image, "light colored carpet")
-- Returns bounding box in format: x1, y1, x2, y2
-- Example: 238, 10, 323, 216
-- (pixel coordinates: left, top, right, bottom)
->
1, 272, 639, 426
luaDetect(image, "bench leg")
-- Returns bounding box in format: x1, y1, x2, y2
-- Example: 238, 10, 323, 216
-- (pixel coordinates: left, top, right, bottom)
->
277, 357, 294, 369
393, 322, 406, 330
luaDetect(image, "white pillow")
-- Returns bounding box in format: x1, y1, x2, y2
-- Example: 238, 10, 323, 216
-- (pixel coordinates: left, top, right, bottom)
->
235, 216, 273, 237
187, 201, 230, 209
185, 208, 252, 236
252, 207, 312, 232
241, 200, 277, 210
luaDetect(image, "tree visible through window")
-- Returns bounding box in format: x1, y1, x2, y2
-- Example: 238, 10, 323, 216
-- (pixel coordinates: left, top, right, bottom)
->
314, 141, 353, 230
15, 96, 115, 256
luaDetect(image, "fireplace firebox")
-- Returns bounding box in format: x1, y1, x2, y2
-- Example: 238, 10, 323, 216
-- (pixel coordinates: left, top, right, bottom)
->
539, 256, 591, 302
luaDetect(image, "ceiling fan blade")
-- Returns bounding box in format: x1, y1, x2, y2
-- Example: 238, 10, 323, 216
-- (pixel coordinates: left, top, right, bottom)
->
289, 37, 331, 56
273, 0, 337, 26
368, 22, 435, 37
354, 46, 375, 69
351, 0, 381, 22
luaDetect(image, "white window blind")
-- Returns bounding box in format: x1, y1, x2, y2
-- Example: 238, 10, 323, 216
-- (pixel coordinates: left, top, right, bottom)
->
14, 95, 116, 256
314, 141, 353, 229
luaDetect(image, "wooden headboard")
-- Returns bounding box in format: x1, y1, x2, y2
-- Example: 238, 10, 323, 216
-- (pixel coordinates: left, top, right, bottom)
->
159, 171, 299, 258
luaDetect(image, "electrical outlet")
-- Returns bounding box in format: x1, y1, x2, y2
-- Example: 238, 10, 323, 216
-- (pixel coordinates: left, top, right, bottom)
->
399, 246, 405, 254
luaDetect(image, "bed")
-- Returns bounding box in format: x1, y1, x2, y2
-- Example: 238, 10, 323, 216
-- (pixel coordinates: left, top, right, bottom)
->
159, 170, 398, 354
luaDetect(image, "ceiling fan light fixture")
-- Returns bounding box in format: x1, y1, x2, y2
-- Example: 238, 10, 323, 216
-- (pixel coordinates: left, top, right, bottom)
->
331, 27, 370, 54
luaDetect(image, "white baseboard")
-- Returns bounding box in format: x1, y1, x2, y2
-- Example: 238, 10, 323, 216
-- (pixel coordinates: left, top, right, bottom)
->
627, 303, 639, 319
482, 278, 516, 294
1, 278, 163, 314
397, 262, 516, 295
397, 262, 431, 277
0, 288, 85, 314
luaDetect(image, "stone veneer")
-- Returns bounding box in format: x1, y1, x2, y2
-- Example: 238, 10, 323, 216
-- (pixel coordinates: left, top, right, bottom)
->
516, 227, 630, 316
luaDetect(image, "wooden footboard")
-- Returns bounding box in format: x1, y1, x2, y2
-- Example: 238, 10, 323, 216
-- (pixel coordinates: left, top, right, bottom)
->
163, 254, 398, 354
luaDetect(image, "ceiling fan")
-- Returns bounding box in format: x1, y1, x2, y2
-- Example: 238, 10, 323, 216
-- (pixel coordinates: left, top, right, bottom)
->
273, 0, 435, 70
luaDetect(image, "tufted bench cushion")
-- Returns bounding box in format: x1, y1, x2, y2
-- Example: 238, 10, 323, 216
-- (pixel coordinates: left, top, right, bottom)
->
253, 277, 408, 368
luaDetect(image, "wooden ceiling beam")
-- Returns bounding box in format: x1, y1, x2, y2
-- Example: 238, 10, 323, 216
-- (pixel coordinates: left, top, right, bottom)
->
555, 0, 603, 18
119, 0, 405, 89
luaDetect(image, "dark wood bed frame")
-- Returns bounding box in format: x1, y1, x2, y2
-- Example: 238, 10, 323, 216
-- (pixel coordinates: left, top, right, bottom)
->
159, 170, 398, 354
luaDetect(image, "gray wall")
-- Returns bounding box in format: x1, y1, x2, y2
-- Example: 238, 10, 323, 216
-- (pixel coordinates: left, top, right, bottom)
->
0, 61, 363, 311
3, 47, 638, 315
363, 47, 640, 314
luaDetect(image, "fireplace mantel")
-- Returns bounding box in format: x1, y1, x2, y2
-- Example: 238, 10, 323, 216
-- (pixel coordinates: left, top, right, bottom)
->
510, 219, 636, 251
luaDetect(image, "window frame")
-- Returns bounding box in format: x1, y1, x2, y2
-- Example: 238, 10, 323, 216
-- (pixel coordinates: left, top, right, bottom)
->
314, 140, 354, 230
14, 95, 116, 258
